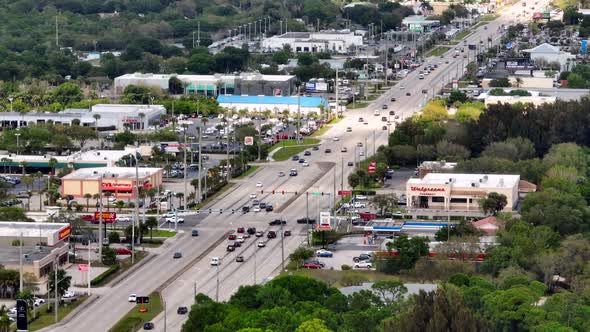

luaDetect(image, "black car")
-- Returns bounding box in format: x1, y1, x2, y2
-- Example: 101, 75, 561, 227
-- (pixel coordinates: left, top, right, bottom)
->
382, 104, 388, 109
289, 170, 298, 176
312, 146, 319, 151
269, 219, 287, 226
347, 161, 354, 166
177, 306, 188, 315
242, 206, 250, 213
406, 92, 411, 96
299, 159, 306, 164
265, 205, 274, 212
325, 149, 331, 153
233, 241, 241, 247
304, 151, 311, 156
247, 227, 256, 235
389, 110, 395, 116
382, 126, 387, 130
292, 155, 300, 161
297, 217, 316, 224
284, 230, 292, 236
267, 231, 277, 238
259, 202, 267, 209
191, 229, 199, 236
236, 256, 244, 262
144, 322, 155, 330
390, 97, 396, 102
226, 245, 235, 252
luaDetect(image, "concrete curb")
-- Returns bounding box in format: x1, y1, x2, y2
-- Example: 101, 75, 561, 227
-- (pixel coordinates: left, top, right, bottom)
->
35, 294, 100, 332
109, 253, 157, 287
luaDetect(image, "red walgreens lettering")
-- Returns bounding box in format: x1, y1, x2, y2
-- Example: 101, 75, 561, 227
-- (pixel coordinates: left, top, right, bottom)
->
410, 186, 445, 192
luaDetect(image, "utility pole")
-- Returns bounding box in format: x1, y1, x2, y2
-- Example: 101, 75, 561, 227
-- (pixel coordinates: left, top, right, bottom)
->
19, 232, 23, 292
333, 167, 337, 207
306, 194, 310, 245
254, 248, 257, 284
192, 31, 195, 48
280, 221, 284, 271
55, 14, 59, 48
215, 264, 220, 301
54, 259, 58, 323
164, 301, 167, 332
385, 31, 389, 86
297, 88, 301, 144
87, 248, 91, 296
183, 132, 188, 209
335, 68, 339, 118
98, 174, 103, 263
226, 118, 231, 181
198, 126, 202, 203
197, 21, 201, 46
133, 148, 140, 264
373, 131, 376, 156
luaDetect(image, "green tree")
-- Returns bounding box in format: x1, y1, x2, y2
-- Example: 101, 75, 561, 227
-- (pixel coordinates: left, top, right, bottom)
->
102, 246, 117, 265
51, 82, 83, 105
145, 216, 158, 240
380, 235, 429, 273
47, 269, 71, 298
566, 72, 586, 88
489, 78, 511, 87
479, 192, 508, 216
296, 319, 332, 332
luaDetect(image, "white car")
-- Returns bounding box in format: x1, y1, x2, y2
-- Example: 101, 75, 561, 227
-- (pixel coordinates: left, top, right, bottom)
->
62, 291, 75, 299
116, 216, 131, 223
210, 257, 220, 266
128, 294, 137, 302
354, 202, 366, 208
346, 127, 352, 132
163, 212, 176, 218
400, 84, 405, 89
359, 151, 365, 156
252, 206, 261, 212
165, 217, 184, 223
257, 241, 266, 247
33, 298, 45, 307
374, 110, 380, 116
249, 193, 257, 199
341, 147, 347, 152
302, 162, 309, 167
333, 137, 339, 141
354, 261, 373, 269
236, 235, 245, 243
256, 182, 263, 188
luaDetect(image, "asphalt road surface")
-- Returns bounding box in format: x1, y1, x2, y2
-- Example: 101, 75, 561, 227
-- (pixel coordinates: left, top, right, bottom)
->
46, 2, 543, 331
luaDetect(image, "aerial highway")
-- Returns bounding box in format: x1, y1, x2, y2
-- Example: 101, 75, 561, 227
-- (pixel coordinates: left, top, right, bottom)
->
44, 1, 542, 331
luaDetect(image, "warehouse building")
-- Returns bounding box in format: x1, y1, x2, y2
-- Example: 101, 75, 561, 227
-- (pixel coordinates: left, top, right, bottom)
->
0, 222, 70, 279
261, 30, 363, 53
114, 73, 296, 97
217, 95, 329, 116
405, 173, 522, 213
60, 166, 163, 199
0, 104, 165, 131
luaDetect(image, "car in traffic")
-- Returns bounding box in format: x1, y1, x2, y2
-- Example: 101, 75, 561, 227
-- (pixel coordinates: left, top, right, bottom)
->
406, 92, 411, 96
242, 206, 250, 213
302, 161, 309, 167
333, 137, 339, 141
236, 256, 244, 262
298, 158, 306, 164
390, 97, 396, 102
210, 257, 220, 266
312, 146, 319, 151
247, 227, 256, 235
304, 151, 311, 156
226, 244, 235, 252
374, 110, 380, 116
237, 227, 245, 233
143, 322, 155, 330
269, 219, 287, 226
191, 229, 199, 236
173, 251, 182, 259
325, 148, 332, 153
341, 147, 347, 152
358, 117, 364, 122
255, 231, 264, 237
267, 231, 277, 239
228, 234, 237, 240
249, 193, 257, 199
177, 306, 188, 314
252, 199, 260, 206
354, 261, 373, 269
382, 125, 388, 130
233, 241, 241, 247
284, 230, 292, 236
347, 161, 354, 166
265, 204, 274, 211
165, 217, 184, 223
259, 202, 266, 209
256, 182, 263, 187
278, 171, 285, 177
382, 104, 388, 109
236, 235, 245, 243
289, 169, 298, 176
257, 241, 266, 247
128, 294, 137, 302
292, 155, 300, 161
252, 206, 261, 212
316, 249, 333, 257
346, 127, 352, 132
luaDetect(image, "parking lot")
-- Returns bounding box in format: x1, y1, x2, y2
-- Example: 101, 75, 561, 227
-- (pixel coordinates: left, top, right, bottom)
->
313, 235, 380, 271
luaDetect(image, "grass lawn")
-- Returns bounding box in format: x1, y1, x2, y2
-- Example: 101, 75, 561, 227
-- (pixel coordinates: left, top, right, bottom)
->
91, 251, 148, 287
310, 125, 334, 137
108, 291, 162, 332
272, 146, 312, 161
194, 182, 235, 210
481, 14, 499, 21
347, 102, 370, 109
235, 165, 259, 179
328, 116, 343, 125
148, 230, 176, 238
270, 138, 320, 152
429, 47, 449, 57
27, 296, 89, 331
454, 29, 471, 40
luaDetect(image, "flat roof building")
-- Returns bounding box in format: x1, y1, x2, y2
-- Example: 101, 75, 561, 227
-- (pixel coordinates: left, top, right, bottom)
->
402, 16, 441, 32
261, 30, 363, 54
114, 73, 296, 97
217, 95, 329, 116
61, 166, 163, 199
0, 104, 166, 131
406, 173, 521, 215
0, 222, 70, 279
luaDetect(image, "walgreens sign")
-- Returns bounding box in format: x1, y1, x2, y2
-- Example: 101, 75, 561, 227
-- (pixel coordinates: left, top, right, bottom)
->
410, 186, 445, 195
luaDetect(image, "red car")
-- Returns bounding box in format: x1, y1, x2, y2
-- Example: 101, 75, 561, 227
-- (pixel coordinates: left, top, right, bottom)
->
81, 215, 94, 221
115, 248, 132, 255
237, 227, 245, 233
228, 234, 237, 240
303, 262, 322, 269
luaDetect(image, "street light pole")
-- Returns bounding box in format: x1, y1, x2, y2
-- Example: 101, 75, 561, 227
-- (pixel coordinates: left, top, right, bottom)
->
215, 263, 220, 301
254, 248, 257, 285
198, 125, 202, 203
280, 220, 284, 271
19, 232, 23, 292
98, 174, 104, 263
15, 133, 20, 156
133, 147, 140, 264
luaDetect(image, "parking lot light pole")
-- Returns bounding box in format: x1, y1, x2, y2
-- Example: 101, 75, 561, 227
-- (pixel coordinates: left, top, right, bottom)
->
98, 174, 103, 263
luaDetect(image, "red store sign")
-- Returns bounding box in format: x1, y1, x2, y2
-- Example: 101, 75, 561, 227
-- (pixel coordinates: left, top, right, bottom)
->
410, 186, 445, 195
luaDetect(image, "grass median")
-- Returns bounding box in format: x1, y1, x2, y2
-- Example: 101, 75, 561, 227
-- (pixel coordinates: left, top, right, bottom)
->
91, 251, 148, 287
27, 295, 89, 331
454, 29, 471, 40
108, 291, 162, 332
235, 165, 259, 179
347, 102, 370, 109
272, 146, 313, 161
429, 47, 449, 57
270, 138, 320, 152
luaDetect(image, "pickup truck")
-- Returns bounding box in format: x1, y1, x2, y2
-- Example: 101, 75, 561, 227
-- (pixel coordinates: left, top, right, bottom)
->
353, 253, 373, 262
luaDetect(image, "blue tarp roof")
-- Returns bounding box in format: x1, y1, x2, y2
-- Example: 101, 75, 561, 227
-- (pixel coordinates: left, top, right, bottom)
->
217, 95, 328, 107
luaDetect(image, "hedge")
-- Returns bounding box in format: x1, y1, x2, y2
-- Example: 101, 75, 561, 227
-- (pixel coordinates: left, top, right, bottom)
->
91, 264, 120, 286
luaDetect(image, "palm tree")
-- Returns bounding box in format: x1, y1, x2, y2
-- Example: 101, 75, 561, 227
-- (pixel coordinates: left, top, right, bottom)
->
48, 269, 71, 299
92, 114, 101, 136
147, 188, 158, 209
104, 192, 112, 211
190, 178, 199, 198
514, 77, 523, 88
138, 112, 145, 131
92, 193, 100, 211
84, 193, 92, 212
0, 305, 10, 332
115, 200, 125, 213
0, 158, 8, 174
145, 216, 158, 240
175, 192, 184, 209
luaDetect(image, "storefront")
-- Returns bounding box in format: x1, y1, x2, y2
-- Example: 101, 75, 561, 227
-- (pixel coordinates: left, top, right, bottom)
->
406, 173, 521, 212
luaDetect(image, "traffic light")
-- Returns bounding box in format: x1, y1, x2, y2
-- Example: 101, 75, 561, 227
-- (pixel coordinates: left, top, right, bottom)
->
294, 191, 297, 195
261, 190, 264, 194
272, 190, 275, 194
220, 209, 223, 214
281, 190, 285, 195
208, 209, 212, 214
231, 209, 234, 214
306, 192, 309, 196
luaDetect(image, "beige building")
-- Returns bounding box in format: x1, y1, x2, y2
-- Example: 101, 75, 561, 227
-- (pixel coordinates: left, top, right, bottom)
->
484, 95, 557, 107
0, 222, 70, 279
61, 167, 163, 199
406, 173, 520, 212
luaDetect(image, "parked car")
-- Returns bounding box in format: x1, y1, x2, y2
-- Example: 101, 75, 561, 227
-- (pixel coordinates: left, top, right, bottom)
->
316, 249, 333, 257
33, 298, 45, 307
177, 306, 188, 314
116, 248, 132, 255
297, 217, 316, 224
353, 253, 373, 262
303, 262, 323, 269
143, 322, 155, 330
354, 261, 373, 269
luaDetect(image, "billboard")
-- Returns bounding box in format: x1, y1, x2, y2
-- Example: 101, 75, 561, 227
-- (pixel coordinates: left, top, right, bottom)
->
94, 211, 117, 223
305, 82, 328, 93
317, 212, 331, 230
58, 225, 71, 241
582, 40, 588, 55
244, 136, 254, 146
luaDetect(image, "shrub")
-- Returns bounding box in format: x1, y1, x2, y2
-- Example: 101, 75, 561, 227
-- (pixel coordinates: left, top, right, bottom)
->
340, 273, 368, 286
341, 264, 352, 271
90, 264, 120, 286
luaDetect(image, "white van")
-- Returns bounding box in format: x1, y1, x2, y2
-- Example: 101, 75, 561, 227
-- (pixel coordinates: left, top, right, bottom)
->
374, 110, 380, 116
210, 257, 220, 266
419, 73, 425, 79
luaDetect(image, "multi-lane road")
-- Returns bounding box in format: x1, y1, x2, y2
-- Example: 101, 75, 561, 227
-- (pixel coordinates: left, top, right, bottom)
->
45, 2, 538, 331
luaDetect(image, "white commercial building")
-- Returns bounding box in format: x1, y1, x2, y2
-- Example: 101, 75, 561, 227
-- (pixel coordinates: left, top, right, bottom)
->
0, 104, 166, 131
406, 173, 521, 213
261, 30, 363, 54
522, 43, 576, 71
217, 95, 329, 116
114, 73, 296, 96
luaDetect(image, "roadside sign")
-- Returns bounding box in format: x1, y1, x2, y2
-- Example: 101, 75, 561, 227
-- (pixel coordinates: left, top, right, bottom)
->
338, 190, 352, 196
94, 211, 116, 223
136, 296, 150, 304
317, 211, 331, 230
244, 136, 254, 146
16, 299, 27, 331
78, 264, 88, 272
